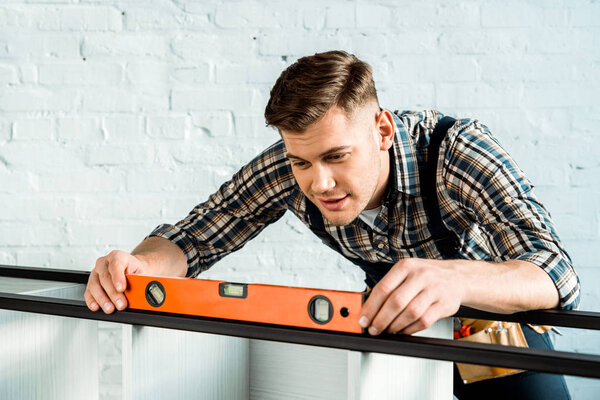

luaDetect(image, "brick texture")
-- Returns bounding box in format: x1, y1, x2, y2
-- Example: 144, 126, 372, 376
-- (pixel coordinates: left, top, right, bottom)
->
0, 0, 598, 398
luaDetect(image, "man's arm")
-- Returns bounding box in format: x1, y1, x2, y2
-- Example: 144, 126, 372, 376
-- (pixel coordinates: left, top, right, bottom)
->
460, 259, 559, 312
359, 257, 559, 336
359, 118, 578, 335
84, 140, 292, 313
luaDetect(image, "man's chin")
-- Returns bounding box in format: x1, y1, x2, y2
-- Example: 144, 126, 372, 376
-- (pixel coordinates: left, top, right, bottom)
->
322, 211, 359, 227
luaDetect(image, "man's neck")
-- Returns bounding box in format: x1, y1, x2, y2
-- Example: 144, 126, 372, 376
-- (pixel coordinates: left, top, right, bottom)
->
365, 149, 390, 209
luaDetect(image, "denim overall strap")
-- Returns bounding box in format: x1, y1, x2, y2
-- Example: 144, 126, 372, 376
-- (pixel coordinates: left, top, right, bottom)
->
422, 116, 461, 258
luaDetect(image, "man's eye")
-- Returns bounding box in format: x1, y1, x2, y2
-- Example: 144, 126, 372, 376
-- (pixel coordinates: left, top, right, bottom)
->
293, 161, 307, 167
328, 153, 348, 161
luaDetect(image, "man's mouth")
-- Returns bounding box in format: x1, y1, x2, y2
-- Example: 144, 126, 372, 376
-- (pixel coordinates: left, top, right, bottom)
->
316, 195, 350, 211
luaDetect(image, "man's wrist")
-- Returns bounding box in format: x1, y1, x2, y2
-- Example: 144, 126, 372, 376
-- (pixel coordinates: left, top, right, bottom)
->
447, 258, 479, 309
448, 258, 560, 313
131, 236, 188, 277
130, 253, 151, 273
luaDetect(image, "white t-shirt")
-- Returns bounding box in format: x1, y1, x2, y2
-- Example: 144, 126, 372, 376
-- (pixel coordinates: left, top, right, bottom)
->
358, 206, 382, 228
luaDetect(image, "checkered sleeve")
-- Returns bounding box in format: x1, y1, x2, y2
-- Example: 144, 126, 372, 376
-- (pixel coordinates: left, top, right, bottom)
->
443, 120, 581, 310
147, 140, 295, 277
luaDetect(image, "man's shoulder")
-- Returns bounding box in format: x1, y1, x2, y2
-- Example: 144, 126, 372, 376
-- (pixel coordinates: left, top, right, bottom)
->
391, 108, 504, 169
247, 139, 290, 170
392, 109, 485, 135
393, 109, 496, 151
392, 109, 445, 138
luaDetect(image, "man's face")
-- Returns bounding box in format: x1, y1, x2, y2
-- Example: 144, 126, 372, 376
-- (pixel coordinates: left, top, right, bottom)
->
281, 103, 394, 226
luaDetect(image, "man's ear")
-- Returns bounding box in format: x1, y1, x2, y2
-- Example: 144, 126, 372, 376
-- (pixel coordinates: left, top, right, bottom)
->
376, 109, 395, 151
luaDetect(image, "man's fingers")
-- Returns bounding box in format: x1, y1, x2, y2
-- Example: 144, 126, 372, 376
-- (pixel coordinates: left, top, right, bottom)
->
106, 251, 135, 293
358, 258, 460, 336
87, 271, 115, 313
85, 251, 140, 314
368, 278, 425, 335
386, 289, 434, 334
97, 269, 128, 312
359, 265, 408, 331
85, 258, 109, 312
399, 301, 444, 335
83, 283, 100, 312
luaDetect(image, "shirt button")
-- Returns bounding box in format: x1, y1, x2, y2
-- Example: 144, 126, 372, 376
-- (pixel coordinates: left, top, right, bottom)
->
377, 242, 384, 249
505, 197, 512, 204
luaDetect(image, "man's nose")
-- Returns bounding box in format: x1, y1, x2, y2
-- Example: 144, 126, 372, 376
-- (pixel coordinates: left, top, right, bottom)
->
311, 165, 336, 194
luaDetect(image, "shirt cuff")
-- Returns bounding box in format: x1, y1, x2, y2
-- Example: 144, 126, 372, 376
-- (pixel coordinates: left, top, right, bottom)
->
146, 223, 201, 278
515, 250, 581, 310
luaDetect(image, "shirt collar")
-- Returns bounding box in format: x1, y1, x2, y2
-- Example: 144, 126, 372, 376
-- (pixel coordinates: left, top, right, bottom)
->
385, 110, 420, 199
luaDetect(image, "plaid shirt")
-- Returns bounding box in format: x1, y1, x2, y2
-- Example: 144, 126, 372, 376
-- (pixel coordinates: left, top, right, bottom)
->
149, 109, 580, 310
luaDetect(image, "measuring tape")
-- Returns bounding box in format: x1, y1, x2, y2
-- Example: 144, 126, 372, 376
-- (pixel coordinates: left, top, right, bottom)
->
124, 274, 367, 333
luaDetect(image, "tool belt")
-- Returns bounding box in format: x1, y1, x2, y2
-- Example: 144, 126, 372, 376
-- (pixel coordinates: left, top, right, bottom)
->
455, 319, 552, 384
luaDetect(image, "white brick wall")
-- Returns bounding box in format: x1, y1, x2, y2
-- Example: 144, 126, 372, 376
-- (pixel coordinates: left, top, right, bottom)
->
0, 0, 598, 398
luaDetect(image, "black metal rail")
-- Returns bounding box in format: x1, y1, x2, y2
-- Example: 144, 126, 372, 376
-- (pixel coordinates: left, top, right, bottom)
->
0, 264, 89, 284
1, 264, 600, 380
1, 290, 600, 380
455, 306, 600, 331
2, 264, 599, 331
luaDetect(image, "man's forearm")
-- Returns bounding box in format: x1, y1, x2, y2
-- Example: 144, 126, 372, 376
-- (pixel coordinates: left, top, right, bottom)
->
457, 259, 560, 313
131, 236, 188, 277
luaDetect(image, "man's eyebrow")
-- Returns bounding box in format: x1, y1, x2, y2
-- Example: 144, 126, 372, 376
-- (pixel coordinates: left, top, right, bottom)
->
286, 146, 352, 160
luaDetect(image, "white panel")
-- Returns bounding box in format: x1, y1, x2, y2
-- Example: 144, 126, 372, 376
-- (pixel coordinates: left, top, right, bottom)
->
249, 318, 452, 400
250, 340, 351, 400
347, 351, 362, 400
359, 318, 454, 400
124, 326, 249, 400
0, 282, 99, 400
122, 309, 452, 400
0, 276, 82, 295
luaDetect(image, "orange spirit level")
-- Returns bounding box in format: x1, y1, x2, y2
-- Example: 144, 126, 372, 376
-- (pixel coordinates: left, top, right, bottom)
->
124, 274, 366, 333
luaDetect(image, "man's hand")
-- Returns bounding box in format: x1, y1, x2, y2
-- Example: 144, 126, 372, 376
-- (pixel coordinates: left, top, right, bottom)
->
84, 250, 147, 314
358, 258, 464, 335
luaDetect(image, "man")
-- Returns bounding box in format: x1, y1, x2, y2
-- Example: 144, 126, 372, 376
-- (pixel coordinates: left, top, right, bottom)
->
85, 50, 579, 398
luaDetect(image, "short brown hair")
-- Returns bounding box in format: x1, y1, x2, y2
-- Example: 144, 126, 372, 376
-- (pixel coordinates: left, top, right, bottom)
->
264, 50, 378, 133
